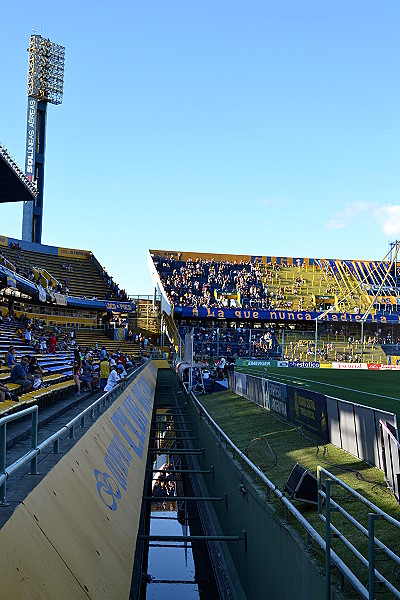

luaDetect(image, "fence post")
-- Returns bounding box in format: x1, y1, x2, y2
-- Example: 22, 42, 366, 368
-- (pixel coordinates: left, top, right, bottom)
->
325, 479, 332, 600
30, 408, 39, 475
368, 513, 381, 600
361, 321, 364, 362
0, 423, 7, 505
53, 438, 60, 454
315, 318, 318, 362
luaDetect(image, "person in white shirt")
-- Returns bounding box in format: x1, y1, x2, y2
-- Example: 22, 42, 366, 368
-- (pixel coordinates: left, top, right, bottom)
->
104, 364, 126, 392
117, 364, 127, 378
104, 365, 120, 392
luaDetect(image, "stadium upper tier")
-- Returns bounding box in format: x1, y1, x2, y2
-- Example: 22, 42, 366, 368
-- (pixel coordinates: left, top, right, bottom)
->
0, 235, 128, 305
150, 249, 400, 316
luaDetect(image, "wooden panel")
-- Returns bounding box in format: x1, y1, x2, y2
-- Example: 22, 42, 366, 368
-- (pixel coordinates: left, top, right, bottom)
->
0, 362, 158, 599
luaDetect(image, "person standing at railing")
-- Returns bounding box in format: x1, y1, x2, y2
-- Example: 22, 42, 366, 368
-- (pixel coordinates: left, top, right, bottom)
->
104, 364, 122, 392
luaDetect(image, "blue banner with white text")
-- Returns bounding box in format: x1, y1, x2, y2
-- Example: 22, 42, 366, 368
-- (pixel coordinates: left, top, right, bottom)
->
179, 306, 399, 324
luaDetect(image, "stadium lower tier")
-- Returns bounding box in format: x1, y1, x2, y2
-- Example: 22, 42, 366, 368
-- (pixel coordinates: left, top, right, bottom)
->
177, 321, 390, 364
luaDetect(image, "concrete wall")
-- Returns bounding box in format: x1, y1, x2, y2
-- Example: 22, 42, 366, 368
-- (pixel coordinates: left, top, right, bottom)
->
186, 392, 340, 600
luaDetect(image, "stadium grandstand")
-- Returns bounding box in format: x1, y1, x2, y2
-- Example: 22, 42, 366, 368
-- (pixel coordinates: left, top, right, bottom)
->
2, 33, 400, 600
149, 248, 400, 365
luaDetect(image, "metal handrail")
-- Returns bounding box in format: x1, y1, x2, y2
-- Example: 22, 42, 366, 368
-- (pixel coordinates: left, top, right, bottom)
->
0, 360, 149, 506
317, 466, 400, 600
190, 390, 369, 599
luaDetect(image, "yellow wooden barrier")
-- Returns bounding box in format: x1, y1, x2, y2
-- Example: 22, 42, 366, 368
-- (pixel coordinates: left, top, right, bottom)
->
0, 362, 159, 599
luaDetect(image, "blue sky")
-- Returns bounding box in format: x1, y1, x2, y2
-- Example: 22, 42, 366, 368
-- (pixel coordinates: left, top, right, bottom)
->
1, 1, 400, 294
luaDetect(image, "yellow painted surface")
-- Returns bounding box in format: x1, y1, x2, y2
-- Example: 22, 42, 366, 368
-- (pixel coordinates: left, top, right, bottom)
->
152, 359, 169, 369
0, 504, 88, 600
0, 235, 8, 247
0, 362, 159, 599
58, 246, 90, 260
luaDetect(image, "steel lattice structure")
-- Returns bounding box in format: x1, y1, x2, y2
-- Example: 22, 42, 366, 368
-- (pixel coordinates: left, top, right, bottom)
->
27, 35, 65, 104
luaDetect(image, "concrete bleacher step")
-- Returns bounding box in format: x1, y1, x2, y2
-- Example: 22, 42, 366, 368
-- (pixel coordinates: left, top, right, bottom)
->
1, 245, 117, 300
73, 329, 140, 355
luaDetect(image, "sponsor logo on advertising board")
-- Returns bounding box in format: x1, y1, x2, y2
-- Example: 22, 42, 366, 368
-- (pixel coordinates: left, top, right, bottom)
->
287, 387, 328, 441
25, 98, 37, 180
247, 360, 271, 367
288, 361, 320, 368
267, 380, 288, 417
332, 362, 367, 369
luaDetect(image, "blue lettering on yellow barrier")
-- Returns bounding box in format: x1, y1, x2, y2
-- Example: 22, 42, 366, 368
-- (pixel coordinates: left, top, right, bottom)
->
94, 470, 122, 511
94, 373, 154, 511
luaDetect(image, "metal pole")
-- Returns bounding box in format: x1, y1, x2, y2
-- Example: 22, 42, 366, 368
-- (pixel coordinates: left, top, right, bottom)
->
315, 318, 318, 363
361, 320, 364, 363
217, 327, 220, 358
30, 409, 39, 475
281, 329, 285, 359
325, 479, 332, 600
0, 423, 6, 505
249, 328, 252, 358
369, 513, 381, 600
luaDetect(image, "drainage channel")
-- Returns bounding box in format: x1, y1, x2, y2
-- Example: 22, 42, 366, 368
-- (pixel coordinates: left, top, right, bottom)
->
140, 406, 220, 600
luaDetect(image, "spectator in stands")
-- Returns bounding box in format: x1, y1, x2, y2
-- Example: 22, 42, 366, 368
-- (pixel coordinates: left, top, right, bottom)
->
116, 363, 127, 379
39, 337, 47, 354
0, 382, 13, 403
24, 328, 32, 346
80, 360, 98, 391
5, 346, 16, 369
72, 348, 82, 395
27, 357, 44, 382
49, 332, 57, 354
104, 364, 124, 392
10, 356, 32, 393
99, 355, 110, 391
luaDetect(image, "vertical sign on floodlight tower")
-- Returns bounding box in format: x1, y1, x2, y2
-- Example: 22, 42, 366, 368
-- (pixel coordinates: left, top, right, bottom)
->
22, 35, 65, 244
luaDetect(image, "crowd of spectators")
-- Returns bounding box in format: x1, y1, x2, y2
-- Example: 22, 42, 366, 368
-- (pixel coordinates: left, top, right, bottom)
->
179, 324, 281, 359
0, 312, 139, 398
101, 266, 128, 301
155, 255, 269, 310
154, 253, 320, 312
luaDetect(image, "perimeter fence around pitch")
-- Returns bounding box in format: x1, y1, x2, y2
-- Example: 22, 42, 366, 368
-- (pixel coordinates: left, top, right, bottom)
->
191, 382, 400, 600
178, 325, 388, 364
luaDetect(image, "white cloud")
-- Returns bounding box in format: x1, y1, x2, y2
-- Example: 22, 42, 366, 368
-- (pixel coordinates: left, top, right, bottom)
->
326, 219, 345, 230
325, 200, 373, 230
374, 205, 400, 236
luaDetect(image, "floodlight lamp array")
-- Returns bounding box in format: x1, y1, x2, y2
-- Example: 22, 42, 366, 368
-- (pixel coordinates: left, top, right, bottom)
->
0, 142, 38, 198
27, 35, 65, 105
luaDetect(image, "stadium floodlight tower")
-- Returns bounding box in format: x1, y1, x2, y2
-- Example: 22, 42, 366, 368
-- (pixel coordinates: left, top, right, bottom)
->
22, 34, 65, 244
